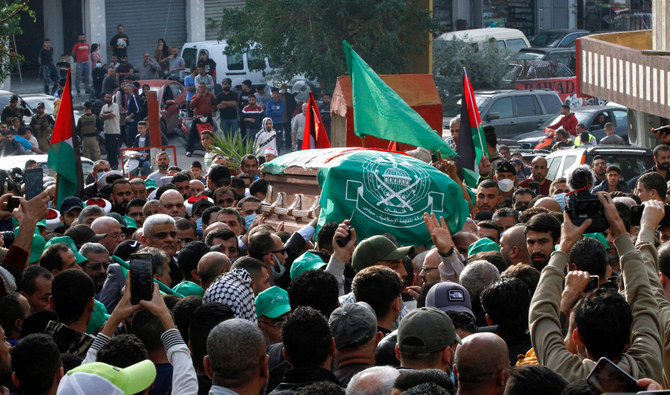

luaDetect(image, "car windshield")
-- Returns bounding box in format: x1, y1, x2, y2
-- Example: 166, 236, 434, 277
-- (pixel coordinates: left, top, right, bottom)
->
443, 95, 490, 117
529, 32, 565, 47
541, 112, 591, 128
587, 152, 654, 182
24, 99, 54, 115
511, 51, 545, 61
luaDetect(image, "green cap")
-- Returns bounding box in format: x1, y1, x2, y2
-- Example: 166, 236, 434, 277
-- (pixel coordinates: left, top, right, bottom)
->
398, 307, 461, 353
87, 299, 111, 334
255, 286, 291, 319
44, 236, 87, 264
144, 178, 157, 190
107, 213, 127, 229
467, 237, 500, 257
290, 251, 326, 280
30, 233, 46, 263
172, 281, 204, 298
351, 235, 414, 273
63, 360, 157, 394
583, 232, 609, 249
123, 216, 138, 230
36, 219, 47, 228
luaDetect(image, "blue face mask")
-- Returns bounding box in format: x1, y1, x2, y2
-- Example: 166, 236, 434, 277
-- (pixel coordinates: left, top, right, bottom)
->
244, 213, 256, 230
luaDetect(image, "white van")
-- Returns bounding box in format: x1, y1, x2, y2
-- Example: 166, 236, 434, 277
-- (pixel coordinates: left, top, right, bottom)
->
437, 27, 530, 54
180, 40, 278, 89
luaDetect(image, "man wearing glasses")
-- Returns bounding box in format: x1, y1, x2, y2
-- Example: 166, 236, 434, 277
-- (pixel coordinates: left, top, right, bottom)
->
79, 242, 110, 297
248, 231, 289, 285
91, 217, 124, 256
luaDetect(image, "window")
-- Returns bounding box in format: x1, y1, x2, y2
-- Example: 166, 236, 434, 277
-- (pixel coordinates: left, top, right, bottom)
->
170, 84, 184, 98
247, 49, 266, 71
507, 39, 528, 52
612, 110, 627, 128
226, 52, 244, 71
563, 155, 577, 173
538, 94, 562, 115
182, 48, 198, 70
546, 157, 560, 180
488, 97, 514, 119
514, 96, 540, 116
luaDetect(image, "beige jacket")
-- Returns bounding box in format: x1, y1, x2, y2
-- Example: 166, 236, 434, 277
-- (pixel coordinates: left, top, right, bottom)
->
529, 233, 663, 382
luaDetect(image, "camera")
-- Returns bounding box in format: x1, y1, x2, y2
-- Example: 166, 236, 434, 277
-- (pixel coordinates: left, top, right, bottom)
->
565, 166, 609, 233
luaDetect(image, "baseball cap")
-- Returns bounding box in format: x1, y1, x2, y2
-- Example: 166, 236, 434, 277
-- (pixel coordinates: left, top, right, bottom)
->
44, 236, 87, 264
57, 360, 156, 395
144, 178, 157, 190
397, 307, 460, 354
351, 235, 414, 273
208, 165, 231, 187
255, 286, 291, 319
60, 196, 84, 215
289, 251, 326, 280
123, 216, 138, 231
512, 158, 524, 167
65, 224, 105, 248
187, 195, 213, 217
107, 212, 127, 230
425, 281, 474, 318
496, 161, 517, 176
467, 237, 500, 257
329, 302, 377, 349
86, 299, 110, 334
37, 102, 45, 108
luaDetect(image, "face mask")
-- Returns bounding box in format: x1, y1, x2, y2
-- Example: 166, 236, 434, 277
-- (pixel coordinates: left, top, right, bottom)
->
96, 63, 102, 68
279, 89, 286, 94
271, 254, 286, 280
498, 178, 514, 193
244, 213, 256, 230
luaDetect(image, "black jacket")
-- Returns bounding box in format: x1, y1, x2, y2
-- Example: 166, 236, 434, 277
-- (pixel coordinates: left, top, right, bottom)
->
268, 367, 340, 394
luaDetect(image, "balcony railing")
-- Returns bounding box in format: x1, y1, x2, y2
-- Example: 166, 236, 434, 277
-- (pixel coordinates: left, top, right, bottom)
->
578, 30, 670, 119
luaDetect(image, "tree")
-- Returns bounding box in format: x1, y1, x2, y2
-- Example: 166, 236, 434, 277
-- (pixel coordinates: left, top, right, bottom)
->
432, 37, 507, 107
0, 1, 33, 83
213, 0, 436, 93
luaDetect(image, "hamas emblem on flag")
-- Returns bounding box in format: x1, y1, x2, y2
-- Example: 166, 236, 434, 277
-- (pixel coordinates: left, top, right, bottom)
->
344, 154, 445, 228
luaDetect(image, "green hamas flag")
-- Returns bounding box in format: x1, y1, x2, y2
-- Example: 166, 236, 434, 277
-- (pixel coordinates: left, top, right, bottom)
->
317, 150, 468, 247
342, 41, 455, 156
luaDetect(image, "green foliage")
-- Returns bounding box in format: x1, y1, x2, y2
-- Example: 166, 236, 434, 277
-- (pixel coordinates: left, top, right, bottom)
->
432, 37, 507, 107
213, 0, 437, 93
0, 1, 34, 83
207, 132, 257, 170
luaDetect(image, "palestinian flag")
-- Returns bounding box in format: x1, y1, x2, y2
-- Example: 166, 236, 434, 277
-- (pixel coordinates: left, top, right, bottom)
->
456, 68, 488, 187
302, 91, 331, 150
47, 69, 83, 209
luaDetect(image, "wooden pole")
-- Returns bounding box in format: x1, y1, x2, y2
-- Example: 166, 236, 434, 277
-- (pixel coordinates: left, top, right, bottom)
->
147, 90, 161, 169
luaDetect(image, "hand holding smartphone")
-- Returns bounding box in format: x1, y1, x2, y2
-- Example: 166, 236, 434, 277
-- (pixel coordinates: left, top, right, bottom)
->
129, 253, 153, 305
586, 357, 643, 393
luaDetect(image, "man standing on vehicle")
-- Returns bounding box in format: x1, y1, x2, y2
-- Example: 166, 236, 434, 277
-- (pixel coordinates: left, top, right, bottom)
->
216, 78, 238, 137
549, 105, 577, 136
196, 50, 216, 79
100, 93, 121, 170
109, 24, 129, 59
187, 82, 216, 157
599, 122, 625, 145
29, 102, 55, 153
266, 87, 286, 151
71, 33, 91, 97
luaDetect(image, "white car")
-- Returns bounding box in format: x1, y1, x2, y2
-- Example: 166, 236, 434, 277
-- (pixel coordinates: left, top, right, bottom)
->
21, 94, 81, 125
0, 154, 94, 180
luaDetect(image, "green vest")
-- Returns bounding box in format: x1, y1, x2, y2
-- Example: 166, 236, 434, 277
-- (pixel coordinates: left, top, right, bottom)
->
79, 113, 97, 137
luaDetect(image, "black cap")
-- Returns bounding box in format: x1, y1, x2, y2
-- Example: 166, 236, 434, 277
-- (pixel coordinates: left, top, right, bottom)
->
113, 240, 142, 261
192, 198, 214, 215
64, 225, 105, 248
177, 241, 211, 273
37, 102, 45, 108
208, 165, 231, 187
496, 160, 517, 176
9, 95, 18, 103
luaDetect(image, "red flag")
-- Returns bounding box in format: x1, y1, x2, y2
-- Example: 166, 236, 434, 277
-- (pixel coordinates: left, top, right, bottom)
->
387, 141, 398, 151
302, 92, 331, 150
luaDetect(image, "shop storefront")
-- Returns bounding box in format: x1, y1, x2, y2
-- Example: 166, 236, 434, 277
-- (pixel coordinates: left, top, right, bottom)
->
579, 0, 652, 31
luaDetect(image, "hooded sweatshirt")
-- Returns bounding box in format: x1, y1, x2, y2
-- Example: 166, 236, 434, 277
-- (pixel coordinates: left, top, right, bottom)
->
254, 117, 277, 157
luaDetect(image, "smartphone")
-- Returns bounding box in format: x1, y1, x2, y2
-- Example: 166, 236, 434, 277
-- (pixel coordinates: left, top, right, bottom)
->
586, 357, 643, 393
6, 196, 20, 212
23, 167, 43, 201
129, 253, 153, 305
631, 205, 670, 227
528, 181, 540, 196
584, 275, 599, 293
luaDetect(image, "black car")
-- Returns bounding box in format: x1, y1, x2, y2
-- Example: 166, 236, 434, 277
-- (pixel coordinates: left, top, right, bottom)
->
529, 30, 589, 48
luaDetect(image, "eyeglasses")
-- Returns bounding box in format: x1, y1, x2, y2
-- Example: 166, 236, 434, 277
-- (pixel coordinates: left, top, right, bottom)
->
85, 261, 110, 271
420, 266, 439, 272
269, 248, 286, 255
258, 319, 285, 328
105, 233, 124, 240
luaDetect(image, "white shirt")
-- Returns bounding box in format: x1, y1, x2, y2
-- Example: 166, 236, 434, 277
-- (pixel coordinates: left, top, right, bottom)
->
99, 103, 120, 135
253, 129, 277, 157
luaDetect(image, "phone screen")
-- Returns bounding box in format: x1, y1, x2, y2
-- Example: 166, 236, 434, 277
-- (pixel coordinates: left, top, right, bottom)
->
24, 167, 43, 200
129, 253, 153, 305
586, 357, 642, 393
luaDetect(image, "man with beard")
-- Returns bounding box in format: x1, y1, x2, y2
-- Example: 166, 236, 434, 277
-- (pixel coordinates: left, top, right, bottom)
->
141, 214, 181, 286
500, 224, 530, 266
148, 151, 170, 187
476, 180, 502, 213
80, 242, 110, 297
519, 156, 552, 196
513, 188, 535, 213
29, 101, 55, 152
216, 78, 239, 137
592, 155, 607, 184
525, 213, 561, 271
111, 179, 133, 215
645, 144, 670, 182
99, 93, 121, 169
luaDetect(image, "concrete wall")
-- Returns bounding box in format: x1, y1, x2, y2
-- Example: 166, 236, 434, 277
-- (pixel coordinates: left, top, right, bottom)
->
186, 0, 206, 42
85, 0, 107, 62
43, 0, 64, 61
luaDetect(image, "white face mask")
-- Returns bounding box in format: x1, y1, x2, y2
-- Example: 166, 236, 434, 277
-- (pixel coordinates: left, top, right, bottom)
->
498, 178, 514, 193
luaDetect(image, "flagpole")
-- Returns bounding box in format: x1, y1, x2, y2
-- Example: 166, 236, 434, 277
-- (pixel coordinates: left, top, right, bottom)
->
464, 67, 488, 158
68, 69, 84, 198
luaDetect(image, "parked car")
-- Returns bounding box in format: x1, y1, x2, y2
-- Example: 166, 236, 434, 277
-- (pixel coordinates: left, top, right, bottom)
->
529, 29, 589, 48
437, 27, 530, 54
443, 89, 563, 139
544, 146, 653, 186
21, 93, 81, 125
514, 104, 628, 149
0, 154, 94, 180
511, 48, 577, 73
503, 60, 574, 85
